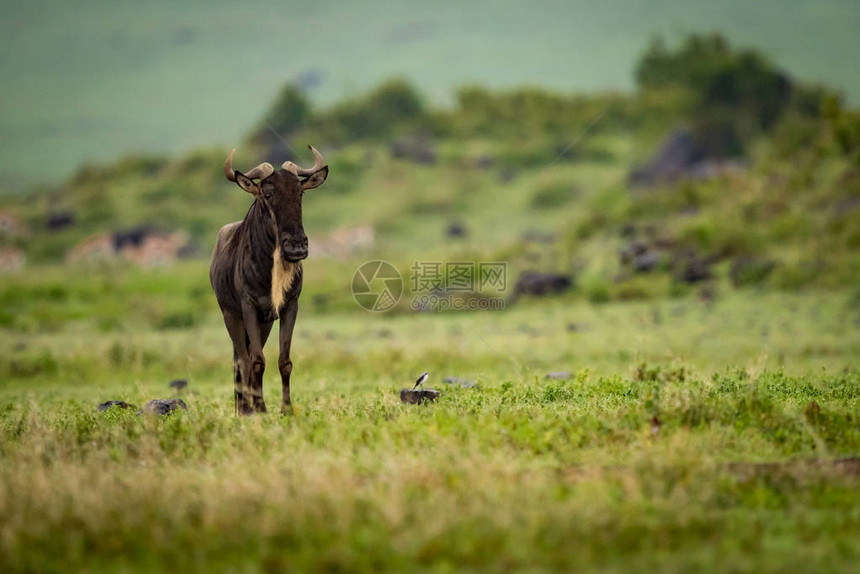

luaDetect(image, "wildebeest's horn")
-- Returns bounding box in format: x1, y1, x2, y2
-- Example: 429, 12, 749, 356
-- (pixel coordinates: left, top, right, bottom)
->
281, 145, 326, 177
224, 149, 238, 182
224, 149, 274, 182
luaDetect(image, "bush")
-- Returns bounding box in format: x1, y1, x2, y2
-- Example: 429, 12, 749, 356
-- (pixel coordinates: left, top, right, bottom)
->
258, 84, 312, 138
582, 275, 612, 303
530, 180, 578, 209
323, 79, 425, 141
634, 33, 826, 151
730, 256, 776, 287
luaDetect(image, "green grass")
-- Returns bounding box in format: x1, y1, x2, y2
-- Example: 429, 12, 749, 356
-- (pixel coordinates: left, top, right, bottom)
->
1, 260, 858, 571
2, 27, 859, 568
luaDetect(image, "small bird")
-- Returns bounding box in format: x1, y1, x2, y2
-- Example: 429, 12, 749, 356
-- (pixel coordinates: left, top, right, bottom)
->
412, 371, 429, 390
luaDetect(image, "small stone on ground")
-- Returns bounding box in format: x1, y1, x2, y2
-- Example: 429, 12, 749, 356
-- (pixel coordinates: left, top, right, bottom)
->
97, 400, 135, 412
400, 388, 440, 405
138, 398, 188, 416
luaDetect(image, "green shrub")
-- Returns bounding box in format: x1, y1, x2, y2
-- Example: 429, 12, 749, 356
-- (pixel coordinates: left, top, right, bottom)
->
255, 84, 312, 140
530, 181, 578, 209
772, 259, 822, 290
582, 275, 612, 303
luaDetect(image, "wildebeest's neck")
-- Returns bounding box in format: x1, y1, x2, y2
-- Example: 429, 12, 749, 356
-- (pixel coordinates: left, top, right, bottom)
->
232, 199, 279, 297
235, 199, 299, 313
243, 199, 277, 253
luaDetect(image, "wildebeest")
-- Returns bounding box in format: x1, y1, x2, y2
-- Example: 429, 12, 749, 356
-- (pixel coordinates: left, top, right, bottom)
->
210, 146, 328, 414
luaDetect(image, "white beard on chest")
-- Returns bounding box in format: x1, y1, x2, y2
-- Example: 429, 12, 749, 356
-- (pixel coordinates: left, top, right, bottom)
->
270, 245, 298, 314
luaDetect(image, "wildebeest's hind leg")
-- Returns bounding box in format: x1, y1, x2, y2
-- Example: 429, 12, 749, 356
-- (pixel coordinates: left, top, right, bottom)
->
253, 320, 274, 413
222, 310, 254, 415
240, 300, 269, 415
278, 297, 300, 414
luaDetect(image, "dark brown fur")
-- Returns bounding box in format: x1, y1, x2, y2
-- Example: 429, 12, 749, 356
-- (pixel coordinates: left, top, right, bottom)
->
210, 155, 328, 414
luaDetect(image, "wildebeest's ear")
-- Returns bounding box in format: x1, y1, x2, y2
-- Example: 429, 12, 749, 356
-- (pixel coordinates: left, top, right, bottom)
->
234, 172, 259, 195
301, 165, 328, 191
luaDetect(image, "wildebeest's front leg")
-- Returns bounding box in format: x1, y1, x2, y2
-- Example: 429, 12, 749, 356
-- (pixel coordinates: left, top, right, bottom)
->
255, 320, 274, 413
241, 300, 268, 413
278, 296, 299, 413
222, 310, 254, 415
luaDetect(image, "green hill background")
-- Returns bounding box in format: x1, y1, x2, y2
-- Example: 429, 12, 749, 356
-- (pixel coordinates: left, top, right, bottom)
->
2, 0, 859, 185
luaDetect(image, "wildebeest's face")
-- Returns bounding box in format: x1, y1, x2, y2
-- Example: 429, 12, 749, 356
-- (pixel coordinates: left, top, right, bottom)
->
225, 147, 328, 262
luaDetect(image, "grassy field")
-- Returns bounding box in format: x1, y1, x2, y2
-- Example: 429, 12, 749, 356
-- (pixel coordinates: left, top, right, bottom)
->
3, 0, 860, 185
1, 260, 859, 571
2, 29, 859, 570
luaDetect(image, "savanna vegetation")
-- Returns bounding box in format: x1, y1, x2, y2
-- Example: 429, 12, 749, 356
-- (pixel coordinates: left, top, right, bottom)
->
1, 33, 859, 573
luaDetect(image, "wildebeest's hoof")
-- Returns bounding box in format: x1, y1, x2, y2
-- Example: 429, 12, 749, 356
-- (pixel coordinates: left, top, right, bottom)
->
400, 388, 440, 405
97, 400, 135, 412
138, 398, 188, 416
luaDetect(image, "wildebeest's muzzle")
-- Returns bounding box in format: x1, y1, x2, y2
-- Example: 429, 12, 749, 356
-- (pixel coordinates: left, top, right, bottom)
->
282, 234, 309, 262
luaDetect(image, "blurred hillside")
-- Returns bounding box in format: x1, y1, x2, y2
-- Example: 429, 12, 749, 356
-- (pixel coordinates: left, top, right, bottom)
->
1, 0, 860, 185
1, 33, 858, 331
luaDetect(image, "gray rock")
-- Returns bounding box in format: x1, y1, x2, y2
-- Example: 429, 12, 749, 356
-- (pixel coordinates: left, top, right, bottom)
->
390, 136, 436, 165
619, 239, 648, 264
545, 371, 571, 380
628, 128, 746, 189
446, 221, 467, 239
46, 210, 76, 231
442, 376, 478, 388
138, 398, 188, 416
522, 229, 557, 244
675, 256, 712, 284
400, 388, 440, 405
512, 271, 573, 299
632, 250, 662, 273
97, 400, 135, 412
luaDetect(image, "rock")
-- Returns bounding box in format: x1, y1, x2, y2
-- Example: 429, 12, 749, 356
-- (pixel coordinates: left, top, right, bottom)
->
674, 256, 712, 284
628, 128, 746, 189
442, 377, 478, 388
833, 196, 860, 216
619, 240, 648, 264
46, 210, 76, 231
399, 388, 440, 405
169, 379, 188, 391
628, 129, 704, 188
138, 398, 188, 416
475, 155, 495, 169
97, 400, 135, 412
632, 250, 662, 273
176, 243, 201, 260
499, 167, 517, 183
699, 284, 717, 303
446, 221, 467, 238
522, 229, 557, 244
390, 136, 436, 165
545, 371, 571, 380
512, 271, 573, 298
